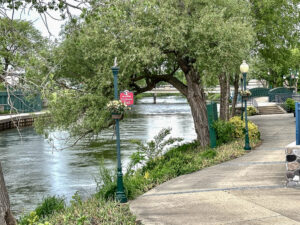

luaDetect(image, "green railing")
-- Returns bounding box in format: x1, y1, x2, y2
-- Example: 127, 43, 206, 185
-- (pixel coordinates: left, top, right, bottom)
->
0, 91, 42, 113
268, 87, 293, 102
249, 87, 270, 98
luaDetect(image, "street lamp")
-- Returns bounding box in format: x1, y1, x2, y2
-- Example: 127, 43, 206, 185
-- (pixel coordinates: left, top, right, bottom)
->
240, 60, 251, 151
112, 59, 127, 203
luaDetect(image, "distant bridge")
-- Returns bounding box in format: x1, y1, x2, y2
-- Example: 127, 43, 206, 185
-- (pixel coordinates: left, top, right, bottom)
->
145, 85, 180, 94
146, 80, 264, 95
145, 85, 234, 94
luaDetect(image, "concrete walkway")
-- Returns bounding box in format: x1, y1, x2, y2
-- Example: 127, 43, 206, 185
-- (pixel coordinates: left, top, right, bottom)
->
130, 114, 300, 225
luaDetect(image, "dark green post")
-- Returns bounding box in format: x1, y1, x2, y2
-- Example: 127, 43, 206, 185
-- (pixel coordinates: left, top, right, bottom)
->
207, 102, 217, 148
243, 72, 251, 151
112, 65, 127, 203
240, 76, 244, 120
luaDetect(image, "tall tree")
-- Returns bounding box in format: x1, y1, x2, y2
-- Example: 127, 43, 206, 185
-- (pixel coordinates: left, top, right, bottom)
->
249, 0, 300, 85
0, 18, 44, 82
0, 18, 44, 224
36, 0, 254, 145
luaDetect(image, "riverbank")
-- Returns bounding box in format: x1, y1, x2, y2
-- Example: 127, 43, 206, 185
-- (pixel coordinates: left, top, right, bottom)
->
0, 112, 45, 131
19, 133, 260, 224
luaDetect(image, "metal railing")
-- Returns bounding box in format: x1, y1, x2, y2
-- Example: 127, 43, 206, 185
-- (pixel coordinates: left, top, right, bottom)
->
274, 93, 293, 103
292, 94, 300, 102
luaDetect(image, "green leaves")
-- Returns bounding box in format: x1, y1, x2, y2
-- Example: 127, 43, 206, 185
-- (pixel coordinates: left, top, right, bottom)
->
249, 0, 299, 84
35, 0, 255, 142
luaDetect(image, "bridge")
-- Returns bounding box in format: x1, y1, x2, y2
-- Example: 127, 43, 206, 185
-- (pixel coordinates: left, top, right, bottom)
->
146, 80, 264, 95
145, 80, 265, 103
146, 85, 235, 95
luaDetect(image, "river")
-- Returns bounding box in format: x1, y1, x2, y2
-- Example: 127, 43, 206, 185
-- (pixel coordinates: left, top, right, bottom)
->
0, 96, 196, 216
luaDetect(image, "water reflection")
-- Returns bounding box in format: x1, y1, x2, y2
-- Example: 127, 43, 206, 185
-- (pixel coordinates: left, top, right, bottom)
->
0, 96, 196, 215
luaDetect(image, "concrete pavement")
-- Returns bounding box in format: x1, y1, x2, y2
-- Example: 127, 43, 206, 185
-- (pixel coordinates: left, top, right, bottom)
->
130, 114, 300, 225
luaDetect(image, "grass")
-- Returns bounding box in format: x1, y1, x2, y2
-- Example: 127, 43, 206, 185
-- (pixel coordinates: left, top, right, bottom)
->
41, 197, 136, 225
19, 137, 260, 225
18, 195, 137, 225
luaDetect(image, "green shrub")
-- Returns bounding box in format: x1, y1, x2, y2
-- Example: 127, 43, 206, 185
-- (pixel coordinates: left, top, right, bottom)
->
0, 82, 5, 91
95, 161, 117, 200
213, 120, 235, 145
207, 93, 220, 101
35, 196, 65, 218
247, 106, 258, 116
285, 98, 295, 112
18, 196, 65, 225
229, 116, 260, 140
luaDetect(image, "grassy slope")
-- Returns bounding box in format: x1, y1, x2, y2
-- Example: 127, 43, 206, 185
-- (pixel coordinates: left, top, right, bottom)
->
37, 137, 259, 225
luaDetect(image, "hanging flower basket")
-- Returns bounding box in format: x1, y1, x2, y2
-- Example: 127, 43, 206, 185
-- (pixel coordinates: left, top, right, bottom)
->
111, 113, 122, 119
240, 90, 252, 101
107, 100, 128, 119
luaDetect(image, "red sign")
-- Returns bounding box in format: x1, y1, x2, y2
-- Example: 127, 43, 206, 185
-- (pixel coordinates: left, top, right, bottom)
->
120, 90, 134, 106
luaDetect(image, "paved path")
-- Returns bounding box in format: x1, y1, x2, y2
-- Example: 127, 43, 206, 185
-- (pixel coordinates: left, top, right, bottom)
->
130, 114, 300, 225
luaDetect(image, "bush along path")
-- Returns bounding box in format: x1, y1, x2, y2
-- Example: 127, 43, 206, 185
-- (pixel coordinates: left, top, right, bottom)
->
18, 118, 260, 225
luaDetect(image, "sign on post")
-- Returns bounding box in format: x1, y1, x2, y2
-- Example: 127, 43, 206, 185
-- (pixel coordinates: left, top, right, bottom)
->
120, 90, 134, 106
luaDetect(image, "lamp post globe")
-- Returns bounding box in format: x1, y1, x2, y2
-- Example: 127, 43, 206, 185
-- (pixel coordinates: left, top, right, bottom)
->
240, 60, 251, 151
240, 60, 249, 73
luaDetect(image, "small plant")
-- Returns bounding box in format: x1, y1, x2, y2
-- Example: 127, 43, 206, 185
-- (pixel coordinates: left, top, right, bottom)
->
18, 196, 65, 225
35, 196, 65, 219
229, 116, 260, 140
213, 120, 235, 145
240, 90, 252, 97
247, 106, 258, 116
128, 128, 183, 171
106, 100, 128, 114
0, 82, 6, 91
285, 98, 295, 112
95, 160, 117, 200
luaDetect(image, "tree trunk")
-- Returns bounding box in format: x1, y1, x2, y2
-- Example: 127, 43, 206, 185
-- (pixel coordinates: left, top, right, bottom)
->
219, 72, 230, 120
185, 68, 210, 146
0, 162, 16, 225
231, 73, 240, 117
226, 73, 230, 120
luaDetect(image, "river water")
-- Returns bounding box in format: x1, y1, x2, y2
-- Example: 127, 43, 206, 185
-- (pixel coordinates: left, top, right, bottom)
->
0, 96, 196, 216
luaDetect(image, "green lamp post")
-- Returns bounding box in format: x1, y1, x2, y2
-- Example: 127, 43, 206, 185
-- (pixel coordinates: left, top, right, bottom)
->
112, 59, 127, 203
240, 60, 251, 151
240, 74, 244, 120
289, 69, 293, 88
296, 70, 299, 93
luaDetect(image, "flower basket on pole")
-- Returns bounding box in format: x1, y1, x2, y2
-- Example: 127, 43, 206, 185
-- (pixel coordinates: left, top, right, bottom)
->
107, 100, 128, 119
240, 90, 252, 101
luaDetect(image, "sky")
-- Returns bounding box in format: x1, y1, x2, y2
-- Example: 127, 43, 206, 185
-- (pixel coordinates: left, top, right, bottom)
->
5, 3, 82, 40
